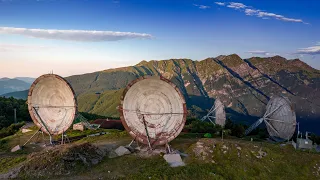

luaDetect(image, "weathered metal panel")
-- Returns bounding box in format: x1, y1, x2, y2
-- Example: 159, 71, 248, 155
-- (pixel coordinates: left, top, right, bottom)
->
265, 96, 296, 141
28, 74, 77, 135
119, 76, 187, 146
214, 98, 226, 127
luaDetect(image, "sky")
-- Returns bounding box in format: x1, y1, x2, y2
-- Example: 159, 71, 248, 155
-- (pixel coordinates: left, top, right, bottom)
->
0, 0, 319, 78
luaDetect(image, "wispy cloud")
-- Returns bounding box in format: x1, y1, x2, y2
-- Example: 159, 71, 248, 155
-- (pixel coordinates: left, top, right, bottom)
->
244, 9, 259, 16
214, 2, 225, 6
227, 2, 246, 9
296, 46, 320, 55
215, 2, 308, 24
0, 27, 153, 42
194, 4, 210, 9
247, 50, 270, 55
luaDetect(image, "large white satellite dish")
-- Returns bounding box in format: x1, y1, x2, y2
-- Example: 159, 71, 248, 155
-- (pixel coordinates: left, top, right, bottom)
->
119, 76, 187, 148
27, 74, 77, 136
201, 98, 226, 127
245, 96, 296, 142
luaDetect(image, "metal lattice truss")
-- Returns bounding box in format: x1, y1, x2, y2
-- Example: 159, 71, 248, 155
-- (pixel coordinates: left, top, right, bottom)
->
201, 98, 226, 127
76, 113, 100, 130
245, 96, 297, 141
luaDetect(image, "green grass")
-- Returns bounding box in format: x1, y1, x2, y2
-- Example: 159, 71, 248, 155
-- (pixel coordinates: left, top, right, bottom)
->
2, 129, 320, 180
48, 137, 320, 180
0, 156, 26, 174
76, 130, 129, 143
77, 89, 123, 117
60, 154, 224, 180
185, 139, 320, 180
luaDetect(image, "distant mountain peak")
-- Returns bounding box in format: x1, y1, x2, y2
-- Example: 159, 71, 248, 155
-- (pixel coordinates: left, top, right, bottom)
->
289, 59, 315, 71
215, 54, 241, 61
136, 60, 148, 66
0, 77, 10, 81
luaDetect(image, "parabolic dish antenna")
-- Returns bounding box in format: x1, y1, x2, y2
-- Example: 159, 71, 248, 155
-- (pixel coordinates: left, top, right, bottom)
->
119, 76, 187, 146
27, 74, 77, 135
245, 96, 296, 142
201, 98, 226, 127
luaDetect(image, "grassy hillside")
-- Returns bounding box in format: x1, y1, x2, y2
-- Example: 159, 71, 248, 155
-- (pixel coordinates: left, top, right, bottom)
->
77, 89, 123, 117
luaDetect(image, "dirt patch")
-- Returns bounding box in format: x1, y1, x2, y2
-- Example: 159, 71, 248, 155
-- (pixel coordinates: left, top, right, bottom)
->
18, 143, 105, 178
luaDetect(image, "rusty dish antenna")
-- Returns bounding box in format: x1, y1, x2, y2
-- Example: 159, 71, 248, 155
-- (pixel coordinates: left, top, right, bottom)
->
119, 76, 187, 148
201, 98, 226, 127
27, 74, 77, 140
245, 96, 296, 142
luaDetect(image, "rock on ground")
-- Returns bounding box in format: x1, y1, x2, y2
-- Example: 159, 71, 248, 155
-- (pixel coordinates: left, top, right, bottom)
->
114, 146, 131, 156
11, 145, 21, 152
163, 154, 185, 167
21, 129, 32, 133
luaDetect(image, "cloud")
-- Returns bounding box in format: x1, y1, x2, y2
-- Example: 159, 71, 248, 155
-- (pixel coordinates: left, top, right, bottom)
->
0, 27, 153, 42
247, 50, 270, 55
245, 9, 259, 16
217, 2, 307, 24
214, 2, 225, 6
227, 2, 246, 9
296, 46, 320, 55
194, 4, 210, 9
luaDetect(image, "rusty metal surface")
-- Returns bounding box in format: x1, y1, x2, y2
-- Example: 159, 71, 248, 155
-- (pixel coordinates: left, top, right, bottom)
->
119, 76, 187, 146
27, 74, 77, 135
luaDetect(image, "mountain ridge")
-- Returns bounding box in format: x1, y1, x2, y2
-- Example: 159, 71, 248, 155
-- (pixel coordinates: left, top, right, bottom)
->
0, 78, 31, 95
3, 54, 320, 133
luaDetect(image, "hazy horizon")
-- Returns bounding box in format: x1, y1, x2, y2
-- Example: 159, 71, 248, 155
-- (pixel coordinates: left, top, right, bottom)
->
0, 54, 319, 79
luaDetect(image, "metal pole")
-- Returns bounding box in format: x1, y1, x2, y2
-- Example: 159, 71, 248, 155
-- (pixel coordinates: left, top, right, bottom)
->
166, 143, 172, 153
263, 104, 283, 118
222, 130, 224, 141
14, 108, 17, 123
297, 122, 300, 138
142, 115, 152, 149
33, 107, 53, 145
23, 128, 40, 147
61, 131, 64, 145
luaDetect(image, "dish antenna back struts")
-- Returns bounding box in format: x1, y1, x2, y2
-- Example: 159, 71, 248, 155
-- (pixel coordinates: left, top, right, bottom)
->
119, 76, 187, 150
25, 74, 77, 145
201, 98, 226, 127
245, 96, 296, 142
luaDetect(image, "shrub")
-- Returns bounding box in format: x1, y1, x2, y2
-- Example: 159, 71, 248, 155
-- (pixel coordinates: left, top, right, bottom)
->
0, 121, 25, 139
204, 133, 212, 138
186, 120, 222, 134
231, 124, 245, 138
